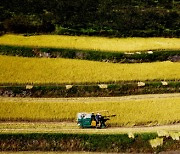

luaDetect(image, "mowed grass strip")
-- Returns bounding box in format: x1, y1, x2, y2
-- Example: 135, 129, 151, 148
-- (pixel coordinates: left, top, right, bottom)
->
0, 34, 180, 52
0, 55, 180, 84
0, 97, 180, 126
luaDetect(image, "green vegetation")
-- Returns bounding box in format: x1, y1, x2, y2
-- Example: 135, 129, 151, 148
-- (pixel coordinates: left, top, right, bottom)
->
0, 133, 180, 153
1, 81, 180, 97
1, 0, 180, 37
0, 45, 180, 63
0, 97, 180, 126
0, 133, 156, 152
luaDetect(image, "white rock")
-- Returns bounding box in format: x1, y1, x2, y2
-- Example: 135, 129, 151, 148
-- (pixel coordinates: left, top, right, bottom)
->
128, 132, 135, 139
137, 82, 145, 87
147, 51, 153, 54
161, 81, 168, 86
149, 137, 163, 148
157, 130, 169, 137
98, 84, 108, 89
124, 52, 134, 55
26, 85, 33, 89
66, 85, 73, 90
169, 132, 180, 140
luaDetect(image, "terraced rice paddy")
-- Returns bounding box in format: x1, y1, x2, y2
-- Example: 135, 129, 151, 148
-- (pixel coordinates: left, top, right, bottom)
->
0, 34, 180, 133
1, 28, 180, 153
0, 97, 180, 127
0, 55, 180, 84
0, 34, 180, 52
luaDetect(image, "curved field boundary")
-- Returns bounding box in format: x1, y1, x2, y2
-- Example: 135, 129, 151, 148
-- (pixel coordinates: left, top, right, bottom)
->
0, 45, 180, 63
0, 82, 180, 97
0, 34, 180, 52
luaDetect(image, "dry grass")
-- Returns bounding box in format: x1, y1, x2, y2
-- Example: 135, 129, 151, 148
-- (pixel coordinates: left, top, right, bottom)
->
0, 97, 180, 126
0, 55, 180, 84
0, 34, 180, 52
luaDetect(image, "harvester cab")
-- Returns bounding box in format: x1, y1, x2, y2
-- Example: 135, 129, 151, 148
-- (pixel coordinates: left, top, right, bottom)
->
77, 111, 116, 129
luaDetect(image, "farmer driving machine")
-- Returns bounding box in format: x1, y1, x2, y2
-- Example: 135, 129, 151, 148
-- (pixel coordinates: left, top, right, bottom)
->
77, 110, 116, 129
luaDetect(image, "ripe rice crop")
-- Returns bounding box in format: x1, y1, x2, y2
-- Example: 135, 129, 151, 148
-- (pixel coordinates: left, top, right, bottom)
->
0, 97, 180, 126
0, 55, 180, 84
0, 34, 180, 52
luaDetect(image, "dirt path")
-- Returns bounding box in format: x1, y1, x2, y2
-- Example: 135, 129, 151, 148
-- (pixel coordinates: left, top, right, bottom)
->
1, 93, 180, 103
1, 122, 180, 134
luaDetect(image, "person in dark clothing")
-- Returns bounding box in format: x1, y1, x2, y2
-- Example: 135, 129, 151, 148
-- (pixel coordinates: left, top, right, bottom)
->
100, 116, 109, 128
91, 113, 95, 121
95, 113, 102, 127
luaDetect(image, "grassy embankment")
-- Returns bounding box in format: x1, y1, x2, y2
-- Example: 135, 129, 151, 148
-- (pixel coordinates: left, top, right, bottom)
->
0, 131, 178, 152
0, 97, 180, 126
0, 55, 180, 84
0, 34, 180, 52
0, 133, 164, 153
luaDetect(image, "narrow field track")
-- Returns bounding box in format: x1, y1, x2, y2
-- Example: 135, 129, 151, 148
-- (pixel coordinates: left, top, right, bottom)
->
1, 122, 180, 134
1, 93, 180, 103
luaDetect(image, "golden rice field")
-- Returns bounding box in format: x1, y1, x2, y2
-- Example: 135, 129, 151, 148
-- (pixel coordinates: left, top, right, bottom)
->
0, 55, 180, 84
0, 34, 180, 52
0, 97, 180, 126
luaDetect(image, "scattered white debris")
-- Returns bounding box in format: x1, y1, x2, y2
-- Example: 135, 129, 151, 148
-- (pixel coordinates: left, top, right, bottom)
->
158, 131, 180, 140
98, 84, 108, 89
124, 52, 134, 55
149, 137, 163, 148
157, 130, 169, 137
26, 85, 33, 89
136, 52, 141, 54
161, 81, 168, 86
128, 132, 135, 139
169, 132, 180, 141
147, 51, 153, 54
137, 82, 145, 87
66, 85, 73, 90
